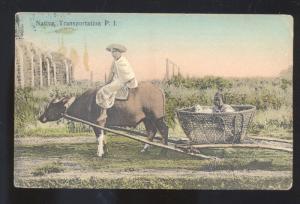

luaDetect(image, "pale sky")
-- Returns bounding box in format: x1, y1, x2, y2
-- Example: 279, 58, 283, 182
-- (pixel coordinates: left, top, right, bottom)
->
18, 13, 293, 81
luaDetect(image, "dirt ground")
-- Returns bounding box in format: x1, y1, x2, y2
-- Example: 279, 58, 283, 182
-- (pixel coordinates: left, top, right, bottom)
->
14, 135, 293, 189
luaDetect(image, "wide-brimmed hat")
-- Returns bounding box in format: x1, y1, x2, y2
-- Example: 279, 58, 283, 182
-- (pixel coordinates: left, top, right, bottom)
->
106, 44, 127, 52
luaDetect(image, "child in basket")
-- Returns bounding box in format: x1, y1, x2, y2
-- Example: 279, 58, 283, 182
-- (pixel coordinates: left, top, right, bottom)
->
193, 92, 235, 113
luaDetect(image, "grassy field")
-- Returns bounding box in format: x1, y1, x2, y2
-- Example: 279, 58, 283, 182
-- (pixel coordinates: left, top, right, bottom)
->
14, 131, 292, 189
14, 75, 293, 189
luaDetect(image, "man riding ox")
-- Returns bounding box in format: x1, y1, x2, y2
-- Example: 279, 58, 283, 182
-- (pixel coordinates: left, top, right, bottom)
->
96, 44, 138, 122
39, 44, 169, 158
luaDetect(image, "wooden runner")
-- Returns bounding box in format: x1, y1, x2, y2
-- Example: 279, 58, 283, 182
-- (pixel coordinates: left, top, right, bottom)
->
176, 143, 292, 153
247, 136, 292, 144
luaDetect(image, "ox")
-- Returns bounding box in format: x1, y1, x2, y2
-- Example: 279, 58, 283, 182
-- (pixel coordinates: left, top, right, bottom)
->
39, 82, 169, 157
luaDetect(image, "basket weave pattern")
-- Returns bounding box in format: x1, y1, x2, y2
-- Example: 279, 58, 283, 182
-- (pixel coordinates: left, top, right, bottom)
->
176, 105, 256, 144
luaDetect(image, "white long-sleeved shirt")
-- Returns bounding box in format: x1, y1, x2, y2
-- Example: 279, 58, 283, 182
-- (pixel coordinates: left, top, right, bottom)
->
108, 56, 137, 88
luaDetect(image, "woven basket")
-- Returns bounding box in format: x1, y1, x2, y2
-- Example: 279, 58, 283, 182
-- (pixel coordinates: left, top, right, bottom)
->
176, 105, 256, 144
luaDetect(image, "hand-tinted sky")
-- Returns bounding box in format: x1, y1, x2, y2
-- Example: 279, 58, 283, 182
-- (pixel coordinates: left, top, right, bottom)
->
19, 13, 293, 81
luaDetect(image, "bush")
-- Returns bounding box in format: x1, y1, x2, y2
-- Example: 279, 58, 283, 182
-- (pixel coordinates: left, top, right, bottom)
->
248, 107, 293, 134
223, 91, 283, 111
168, 75, 233, 90
162, 76, 292, 133
67, 120, 93, 133
164, 87, 213, 128
15, 84, 94, 135
15, 88, 44, 133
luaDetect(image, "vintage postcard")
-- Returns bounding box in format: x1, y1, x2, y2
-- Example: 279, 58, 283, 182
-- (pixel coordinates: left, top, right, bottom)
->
14, 13, 293, 189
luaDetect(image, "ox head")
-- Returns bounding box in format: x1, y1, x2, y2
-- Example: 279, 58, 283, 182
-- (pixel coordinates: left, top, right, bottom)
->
39, 96, 75, 123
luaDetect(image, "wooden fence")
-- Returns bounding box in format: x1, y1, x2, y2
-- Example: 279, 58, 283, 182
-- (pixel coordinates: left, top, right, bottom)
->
15, 39, 74, 88
163, 58, 181, 81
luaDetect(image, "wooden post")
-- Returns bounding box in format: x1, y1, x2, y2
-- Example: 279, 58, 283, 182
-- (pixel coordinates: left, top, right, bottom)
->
46, 58, 50, 86
172, 63, 175, 77
18, 47, 25, 88
39, 54, 43, 87
15, 46, 20, 87
70, 64, 74, 82
15, 57, 18, 87
30, 54, 35, 87
50, 55, 57, 85
64, 59, 69, 84
165, 58, 169, 80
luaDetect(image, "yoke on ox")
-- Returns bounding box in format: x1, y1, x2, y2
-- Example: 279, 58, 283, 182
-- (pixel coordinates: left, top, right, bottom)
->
39, 82, 169, 157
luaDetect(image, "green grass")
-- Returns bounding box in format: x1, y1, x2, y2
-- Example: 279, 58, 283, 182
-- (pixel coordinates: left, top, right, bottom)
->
17, 127, 93, 137
15, 120, 94, 138
31, 162, 65, 176
14, 134, 292, 189
248, 107, 293, 137
15, 136, 292, 174
15, 175, 292, 189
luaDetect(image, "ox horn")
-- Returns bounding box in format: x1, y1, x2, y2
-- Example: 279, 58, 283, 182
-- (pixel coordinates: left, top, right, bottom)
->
51, 98, 61, 103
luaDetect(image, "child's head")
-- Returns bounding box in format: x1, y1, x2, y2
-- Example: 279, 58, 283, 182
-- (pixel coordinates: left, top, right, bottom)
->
213, 92, 224, 107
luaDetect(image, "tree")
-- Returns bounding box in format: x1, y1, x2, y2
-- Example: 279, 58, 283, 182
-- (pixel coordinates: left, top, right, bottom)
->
83, 42, 90, 71
69, 48, 79, 66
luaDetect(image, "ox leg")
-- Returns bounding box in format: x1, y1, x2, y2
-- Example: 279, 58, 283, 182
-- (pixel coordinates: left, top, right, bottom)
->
154, 118, 169, 145
154, 118, 169, 155
97, 130, 105, 157
93, 127, 104, 157
93, 120, 108, 158
141, 118, 157, 153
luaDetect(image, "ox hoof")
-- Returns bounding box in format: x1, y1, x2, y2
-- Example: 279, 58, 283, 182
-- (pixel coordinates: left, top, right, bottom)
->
103, 145, 109, 154
141, 144, 150, 154
97, 151, 104, 158
97, 154, 104, 158
103, 151, 108, 158
140, 148, 149, 154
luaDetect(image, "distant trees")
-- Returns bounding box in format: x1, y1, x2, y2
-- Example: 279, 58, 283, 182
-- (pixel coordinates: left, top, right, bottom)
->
69, 48, 79, 67
279, 66, 292, 80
